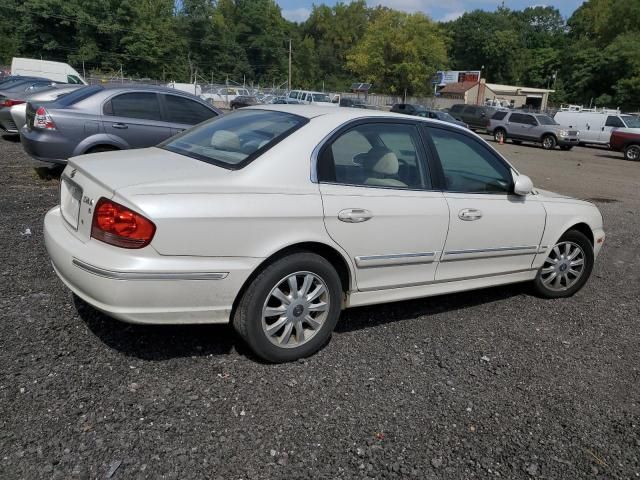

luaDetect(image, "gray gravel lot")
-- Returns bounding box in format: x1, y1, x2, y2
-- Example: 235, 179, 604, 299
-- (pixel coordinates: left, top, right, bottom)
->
1, 133, 639, 479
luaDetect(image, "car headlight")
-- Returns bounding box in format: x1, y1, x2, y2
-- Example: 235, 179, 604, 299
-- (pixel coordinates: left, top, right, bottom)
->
558, 129, 569, 137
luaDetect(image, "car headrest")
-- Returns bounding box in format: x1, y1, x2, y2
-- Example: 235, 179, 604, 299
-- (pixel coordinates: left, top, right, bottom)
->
210, 130, 240, 150
363, 147, 399, 176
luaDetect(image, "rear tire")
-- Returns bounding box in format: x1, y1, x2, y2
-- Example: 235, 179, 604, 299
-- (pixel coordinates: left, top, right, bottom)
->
624, 144, 640, 161
532, 230, 594, 298
232, 252, 342, 363
541, 135, 557, 150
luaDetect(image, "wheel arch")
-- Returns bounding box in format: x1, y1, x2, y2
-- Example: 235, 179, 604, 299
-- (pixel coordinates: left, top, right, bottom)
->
566, 222, 594, 246
231, 241, 354, 316
73, 134, 128, 156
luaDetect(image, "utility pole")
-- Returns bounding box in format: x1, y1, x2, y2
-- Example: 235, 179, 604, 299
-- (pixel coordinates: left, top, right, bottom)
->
288, 39, 292, 92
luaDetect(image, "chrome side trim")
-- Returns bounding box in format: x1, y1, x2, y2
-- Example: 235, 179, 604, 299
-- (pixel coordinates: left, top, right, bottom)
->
355, 251, 436, 268
357, 268, 537, 292
441, 245, 539, 261
537, 245, 548, 254
72, 258, 228, 281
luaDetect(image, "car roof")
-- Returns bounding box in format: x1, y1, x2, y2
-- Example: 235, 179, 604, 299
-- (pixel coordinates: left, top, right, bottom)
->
245, 104, 469, 131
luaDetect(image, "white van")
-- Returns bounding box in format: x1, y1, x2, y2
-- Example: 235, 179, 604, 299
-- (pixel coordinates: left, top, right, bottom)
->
288, 90, 338, 107
554, 109, 640, 145
166, 82, 201, 97
11, 58, 87, 85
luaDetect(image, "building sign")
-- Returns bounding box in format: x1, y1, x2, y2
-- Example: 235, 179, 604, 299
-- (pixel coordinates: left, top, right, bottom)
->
436, 70, 481, 86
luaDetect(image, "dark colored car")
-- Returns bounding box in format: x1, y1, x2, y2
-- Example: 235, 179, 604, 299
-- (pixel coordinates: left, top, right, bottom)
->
230, 95, 259, 109
416, 109, 468, 128
390, 103, 426, 115
20, 84, 222, 164
610, 130, 640, 161
340, 97, 368, 108
449, 104, 497, 131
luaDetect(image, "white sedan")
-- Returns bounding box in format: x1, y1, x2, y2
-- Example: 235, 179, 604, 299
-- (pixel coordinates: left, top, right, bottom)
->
44, 106, 605, 362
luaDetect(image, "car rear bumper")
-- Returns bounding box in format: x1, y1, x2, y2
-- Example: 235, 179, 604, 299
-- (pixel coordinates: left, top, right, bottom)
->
20, 128, 71, 164
44, 206, 260, 325
0, 108, 18, 134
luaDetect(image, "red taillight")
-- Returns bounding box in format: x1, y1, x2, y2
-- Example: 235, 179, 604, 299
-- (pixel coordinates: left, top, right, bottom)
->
34, 106, 56, 130
91, 198, 156, 249
2, 99, 25, 107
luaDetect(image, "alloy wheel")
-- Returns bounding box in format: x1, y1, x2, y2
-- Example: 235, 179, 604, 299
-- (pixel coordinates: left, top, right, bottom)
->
540, 242, 586, 292
625, 145, 640, 161
261, 271, 330, 348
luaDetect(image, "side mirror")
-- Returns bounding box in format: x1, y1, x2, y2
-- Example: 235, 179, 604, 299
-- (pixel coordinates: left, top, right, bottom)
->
514, 174, 533, 196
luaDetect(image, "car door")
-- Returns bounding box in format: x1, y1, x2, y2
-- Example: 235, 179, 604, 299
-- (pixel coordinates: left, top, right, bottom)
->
160, 93, 218, 135
317, 120, 449, 291
424, 125, 546, 281
102, 92, 172, 148
600, 115, 625, 143
508, 113, 534, 140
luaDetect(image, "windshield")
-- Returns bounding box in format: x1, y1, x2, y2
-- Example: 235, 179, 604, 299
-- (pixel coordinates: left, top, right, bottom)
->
161, 109, 308, 169
437, 112, 457, 122
536, 115, 558, 125
312, 93, 331, 103
622, 115, 640, 128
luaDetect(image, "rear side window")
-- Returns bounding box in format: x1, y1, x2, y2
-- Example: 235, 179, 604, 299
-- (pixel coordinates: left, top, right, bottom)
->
163, 94, 216, 124
463, 106, 477, 115
605, 116, 625, 128
492, 111, 508, 120
317, 122, 429, 190
106, 92, 162, 121
428, 127, 512, 194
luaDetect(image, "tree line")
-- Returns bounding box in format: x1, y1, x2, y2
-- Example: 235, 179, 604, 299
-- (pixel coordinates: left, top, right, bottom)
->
1, 0, 639, 109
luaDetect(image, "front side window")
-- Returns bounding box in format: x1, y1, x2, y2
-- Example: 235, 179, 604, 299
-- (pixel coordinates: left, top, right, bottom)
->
161, 109, 307, 169
163, 95, 216, 125
428, 127, 512, 194
605, 116, 625, 128
509, 113, 535, 125
536, 115, 557, 125
107, 92, 162, 121
317, 122, 429, 190
312, 93, 331, 103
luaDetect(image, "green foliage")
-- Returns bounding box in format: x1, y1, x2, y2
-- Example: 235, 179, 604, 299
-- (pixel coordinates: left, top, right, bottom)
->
0, 0, 639, 110
346, 9, 447, 95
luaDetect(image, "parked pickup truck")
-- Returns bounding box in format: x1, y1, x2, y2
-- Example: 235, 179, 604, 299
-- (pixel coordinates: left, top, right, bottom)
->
610, 129, 640, 161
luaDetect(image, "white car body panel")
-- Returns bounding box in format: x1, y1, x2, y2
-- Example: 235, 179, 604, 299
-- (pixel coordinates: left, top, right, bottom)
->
44, 105, 605, 325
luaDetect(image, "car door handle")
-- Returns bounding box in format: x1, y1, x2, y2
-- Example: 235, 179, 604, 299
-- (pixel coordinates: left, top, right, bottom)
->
338, 209, 372, 223
112, 123, 128, 129
458, 208, 483, 221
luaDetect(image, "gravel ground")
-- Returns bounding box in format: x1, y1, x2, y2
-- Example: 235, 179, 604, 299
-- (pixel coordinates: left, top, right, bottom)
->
1, 133, 639, 480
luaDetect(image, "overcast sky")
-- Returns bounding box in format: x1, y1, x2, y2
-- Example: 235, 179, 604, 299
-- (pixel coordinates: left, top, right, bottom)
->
277, 0, 584, 23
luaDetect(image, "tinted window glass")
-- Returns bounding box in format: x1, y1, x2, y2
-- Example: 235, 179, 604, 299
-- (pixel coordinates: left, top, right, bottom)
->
536, 115, 557, 125
428, 128, 512, 194
162, 109, 306, 168
450, 105, 464, 113
163, 94, 216, 124
463, 106, 477, 114
318, 123, 429, 190
605, 116, 625, 128
509, 113, 527, 124
492, 111, 508, 120
54, 85, 102, 106
108, 92, 162, 121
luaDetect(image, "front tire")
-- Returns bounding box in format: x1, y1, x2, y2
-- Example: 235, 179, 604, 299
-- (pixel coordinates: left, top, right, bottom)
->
541, 134, 557, 150
624, 144, 640, 161
232, 252, 342, 363
533, 230, 594, 298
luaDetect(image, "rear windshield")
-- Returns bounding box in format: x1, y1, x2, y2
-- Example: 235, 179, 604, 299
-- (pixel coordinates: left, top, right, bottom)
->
53, 85, 102, 106
161, 109, 308, 169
